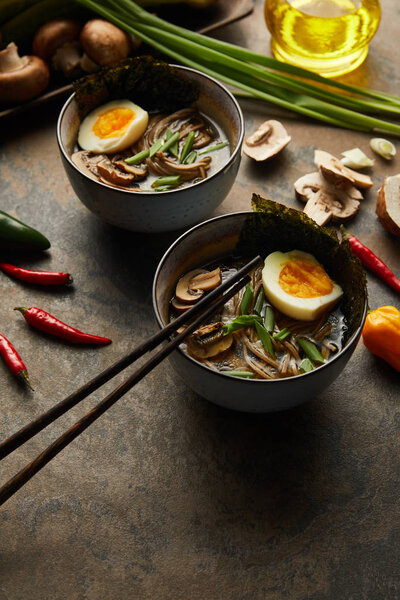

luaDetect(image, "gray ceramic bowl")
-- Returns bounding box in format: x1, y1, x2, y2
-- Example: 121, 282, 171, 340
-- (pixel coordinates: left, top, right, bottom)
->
57, 65, 244, 233
152, 211, 368, 413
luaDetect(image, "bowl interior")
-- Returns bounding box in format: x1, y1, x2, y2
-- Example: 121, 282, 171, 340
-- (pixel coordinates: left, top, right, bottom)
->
59, 65, 242, 178
154, 210, 367, 348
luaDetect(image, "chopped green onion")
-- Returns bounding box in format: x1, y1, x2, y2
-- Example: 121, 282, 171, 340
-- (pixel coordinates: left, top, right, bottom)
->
166, 128, 179, 157
184, 150, 198, 164
255, 321, 275, 357
149, 138, 164, 158
125, 149, 149, 165
74, 0, 400, 134
154, 185, 176, 192
341, 148, 374, 169
179, 130, 196, 163
240, 283, 253, 315
273, 327, 291, 341
299, 358, 314, 373
369, 137, 396, 160
160, 131, 180, 154
223, 314, 262, 335
254, 288, 265, 315
297, 337, 325, 364
151, 175, 181, 188
224, 370, 255, 379
264, 306, 275, 333
199, 141, 229, 155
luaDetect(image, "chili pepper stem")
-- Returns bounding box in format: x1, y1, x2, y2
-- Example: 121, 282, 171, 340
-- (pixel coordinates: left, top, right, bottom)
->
14, 307, 28, 316
18, 369, 34, 391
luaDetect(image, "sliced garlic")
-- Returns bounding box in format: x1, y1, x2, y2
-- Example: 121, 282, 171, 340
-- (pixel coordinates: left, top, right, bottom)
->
369, 137, 396, 160
340, 147, 374, 169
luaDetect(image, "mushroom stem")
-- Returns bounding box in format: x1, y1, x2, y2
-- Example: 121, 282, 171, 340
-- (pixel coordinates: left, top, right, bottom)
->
0, 43, 28, 73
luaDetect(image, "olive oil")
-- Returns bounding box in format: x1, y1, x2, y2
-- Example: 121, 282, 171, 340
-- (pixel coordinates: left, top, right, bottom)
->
264, 0, 381, 77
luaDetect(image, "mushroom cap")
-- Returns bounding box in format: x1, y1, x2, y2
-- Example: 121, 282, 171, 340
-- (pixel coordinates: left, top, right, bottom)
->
376, 174, 400, 236
314, 149, 373, 190
33, 19, 81, 61
80, 19, 131, 67
0, 44, 49, 103
175, 269, 206, 303
295, 171, 362, 226
243, 120, 291, 161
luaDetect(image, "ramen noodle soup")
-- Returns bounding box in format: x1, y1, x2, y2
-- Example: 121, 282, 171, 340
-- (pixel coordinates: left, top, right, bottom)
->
170, 251, 347, 380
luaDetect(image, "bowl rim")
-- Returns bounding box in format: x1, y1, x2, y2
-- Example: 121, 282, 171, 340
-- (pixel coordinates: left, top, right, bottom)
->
152, 210, 368, 384
56, 64, 244, 197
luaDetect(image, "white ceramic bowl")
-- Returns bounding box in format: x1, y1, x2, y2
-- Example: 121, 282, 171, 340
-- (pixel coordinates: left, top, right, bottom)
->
57, 65, 244, 233
153, 211, 368, 413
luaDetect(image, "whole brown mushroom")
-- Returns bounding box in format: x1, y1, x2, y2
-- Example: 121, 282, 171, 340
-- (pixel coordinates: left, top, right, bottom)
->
0, 42, 49, 104
79, 19, 131, 71
33, 19, 82, 78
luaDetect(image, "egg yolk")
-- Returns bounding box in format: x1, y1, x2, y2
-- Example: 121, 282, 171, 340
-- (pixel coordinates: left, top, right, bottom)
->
279, 259, 334, 298
92, 107, 135, 139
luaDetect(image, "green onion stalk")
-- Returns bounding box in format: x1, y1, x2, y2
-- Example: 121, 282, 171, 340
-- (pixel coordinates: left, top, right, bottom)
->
74, 0, 400, 135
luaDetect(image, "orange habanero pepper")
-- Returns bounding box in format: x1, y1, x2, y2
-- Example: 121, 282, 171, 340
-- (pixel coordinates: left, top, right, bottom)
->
362, 306, 400, 372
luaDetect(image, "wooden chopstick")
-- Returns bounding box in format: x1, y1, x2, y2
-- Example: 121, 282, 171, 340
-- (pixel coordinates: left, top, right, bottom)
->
0, 255, 262, 462
0, 257, 262, 506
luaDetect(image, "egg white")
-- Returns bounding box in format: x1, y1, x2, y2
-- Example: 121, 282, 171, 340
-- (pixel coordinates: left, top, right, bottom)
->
77, 99, 149, 154
262, 250, 343, 321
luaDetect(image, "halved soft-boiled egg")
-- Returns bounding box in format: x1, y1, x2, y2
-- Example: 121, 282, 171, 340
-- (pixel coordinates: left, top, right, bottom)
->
262, 250, 343, 321
77, 99, 149, 154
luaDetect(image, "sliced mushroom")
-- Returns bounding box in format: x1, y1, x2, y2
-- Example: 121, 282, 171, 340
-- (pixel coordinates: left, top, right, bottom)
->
0, 42, 49, 104
243, 120, 291, 161
33, 19, 82, 78
80, 19, 131, 68
97, 158, 135, 186
171, 298, 195, 314
295, 172, 362, 226
186, 322, 233, 359
315, 150, 373, 190
189, 267, 222, 291
175, 269, 206, 303
376, 174, 400, 236
112, 159, 148, 179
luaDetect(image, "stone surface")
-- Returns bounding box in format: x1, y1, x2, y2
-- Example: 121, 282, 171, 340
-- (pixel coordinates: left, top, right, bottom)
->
0, 1, 399, 599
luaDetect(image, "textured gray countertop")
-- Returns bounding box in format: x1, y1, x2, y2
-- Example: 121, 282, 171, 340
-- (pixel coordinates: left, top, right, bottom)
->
0, 1, 399, 598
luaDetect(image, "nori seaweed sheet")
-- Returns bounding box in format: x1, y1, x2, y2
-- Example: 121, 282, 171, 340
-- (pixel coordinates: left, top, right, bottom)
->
73, 56, 199, 118
240, 195, 368, 339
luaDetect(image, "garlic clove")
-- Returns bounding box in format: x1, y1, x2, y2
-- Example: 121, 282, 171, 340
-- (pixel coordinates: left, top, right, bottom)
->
369, 137, 396, 160
340, 148, 374, 169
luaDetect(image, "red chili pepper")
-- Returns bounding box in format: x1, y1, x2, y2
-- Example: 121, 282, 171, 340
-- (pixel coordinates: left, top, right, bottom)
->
0, 263, 72, 285
343, 230, 400, 294
14, 307, 112, 345
0, 333, 33, 390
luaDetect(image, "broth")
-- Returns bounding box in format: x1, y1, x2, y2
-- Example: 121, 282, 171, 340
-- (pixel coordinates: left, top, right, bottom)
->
71, 106, 231, 192
171, 261, 347, 380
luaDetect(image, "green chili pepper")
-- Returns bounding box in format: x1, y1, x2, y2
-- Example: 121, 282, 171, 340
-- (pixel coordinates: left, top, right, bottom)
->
297, 337, 325, 364
299, 358, 314, 373
0, 210, 50, 251
273, 327, 291, 341
224, 370, 255, 379
264, 306, 275, 333
240, 282, 254, 315
255, 321, 275, 357
254, 288, 265, 315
